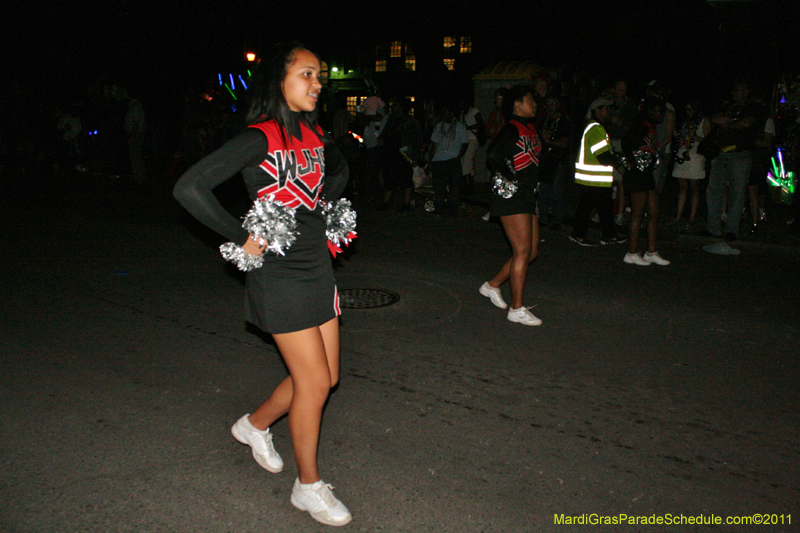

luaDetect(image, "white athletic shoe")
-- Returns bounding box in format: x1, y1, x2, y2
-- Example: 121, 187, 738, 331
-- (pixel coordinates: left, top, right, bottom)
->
291, 478, 352, 527
479, 282, 508, 309
231, 414, 284, 473
643, 251, 670, 266
624, 252, 650, 266
507, 306, 542, 326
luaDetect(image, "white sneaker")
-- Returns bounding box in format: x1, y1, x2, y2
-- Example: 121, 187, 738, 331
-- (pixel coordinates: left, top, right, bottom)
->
624, 252, 650, 266
291, 478, 352, 527
479, 282, 507, 309
643, 251, 670, 266
231, 414, 284, 473
507, 306, 542, 326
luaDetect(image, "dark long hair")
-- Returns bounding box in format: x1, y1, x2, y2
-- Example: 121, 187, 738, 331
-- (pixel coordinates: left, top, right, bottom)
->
501, 84, 533, 120
245, 41, 320, 145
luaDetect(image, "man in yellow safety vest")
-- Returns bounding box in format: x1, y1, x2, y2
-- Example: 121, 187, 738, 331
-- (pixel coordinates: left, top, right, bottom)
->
569, 98, 627, 246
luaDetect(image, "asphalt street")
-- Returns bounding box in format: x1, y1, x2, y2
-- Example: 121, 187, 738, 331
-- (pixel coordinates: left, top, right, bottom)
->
1, 177, 798, 532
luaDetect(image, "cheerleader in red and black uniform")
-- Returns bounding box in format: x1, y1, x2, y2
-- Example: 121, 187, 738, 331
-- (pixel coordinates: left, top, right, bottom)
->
621, 98, 670, 266
173, 42, 352, 527
479, 85, 543, 326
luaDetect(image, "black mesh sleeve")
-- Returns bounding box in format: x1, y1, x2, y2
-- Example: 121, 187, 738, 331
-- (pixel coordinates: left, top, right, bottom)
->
173, 129, 268, 245
485, 124, 519, 177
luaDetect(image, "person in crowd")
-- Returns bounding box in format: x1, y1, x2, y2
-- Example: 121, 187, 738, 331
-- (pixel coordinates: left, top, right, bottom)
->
427, 103, 469, 215
479, 85, 543, 326
331, 97, 361, 200
606, 79, 639, 225
621, 98, 670, 266
747, 106, 775, 233
332, 96, 355, 142
532, 76, 549, 106
569, 98, 626, 246
485, 88, 507, 141
56, 105, 87, 173
703, 80, 764, 241
646, 82, 676, 193
379, 98, 422, 211
173, 42, 352, 527
362, 102, 387, 205
670, 100, 710, 227
460, 99, 485, 194
537, 96, 570, 230
122, 89, 147, 183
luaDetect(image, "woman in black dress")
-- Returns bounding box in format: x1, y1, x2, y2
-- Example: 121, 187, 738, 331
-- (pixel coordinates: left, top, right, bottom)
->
173, 42, 352, 526
479, 85, 543, 326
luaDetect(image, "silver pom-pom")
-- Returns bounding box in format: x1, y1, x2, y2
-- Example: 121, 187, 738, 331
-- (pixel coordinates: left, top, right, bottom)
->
321, 198, 357, 256
491, 158, 519, 199
219, 195, 298, 271
241, 195, 298, 256
219, 242, 264, 272
614, 151, 630, 170
492, 172, 519, 199
632, 149, 659, 172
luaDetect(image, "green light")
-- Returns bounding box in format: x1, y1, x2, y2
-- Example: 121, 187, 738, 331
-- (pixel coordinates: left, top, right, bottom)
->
224, 83, 237, 100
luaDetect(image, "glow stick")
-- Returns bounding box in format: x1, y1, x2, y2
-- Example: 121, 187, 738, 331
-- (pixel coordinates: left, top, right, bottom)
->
767, 172, 780, 187
229, 73, 235, 90
239, 75, 248, 90
224, 83, 237, 100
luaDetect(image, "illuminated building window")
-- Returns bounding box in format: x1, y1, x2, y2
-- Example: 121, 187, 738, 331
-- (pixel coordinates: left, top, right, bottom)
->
459, 36, 472, 53
405, 50, 416, 71
443, 36, 456, 49
375, 60, 387, 72
346, 96, 359, 115
390, 41, 402, 58
443, 58, 455, 71
406, 96, 416, 116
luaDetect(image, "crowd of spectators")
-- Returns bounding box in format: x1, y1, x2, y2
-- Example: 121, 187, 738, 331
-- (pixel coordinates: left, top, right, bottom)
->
3, 71, 799, 239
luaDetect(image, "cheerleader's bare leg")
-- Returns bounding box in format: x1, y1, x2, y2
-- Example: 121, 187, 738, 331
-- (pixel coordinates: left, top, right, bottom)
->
488, 213, 539, 309
250, 317, 340, 484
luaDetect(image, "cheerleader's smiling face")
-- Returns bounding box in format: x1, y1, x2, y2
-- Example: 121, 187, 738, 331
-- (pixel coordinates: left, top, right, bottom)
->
282, 49, 322, 112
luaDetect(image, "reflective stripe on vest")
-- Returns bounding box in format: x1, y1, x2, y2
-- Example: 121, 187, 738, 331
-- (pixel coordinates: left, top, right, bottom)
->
575, 122, 613, 187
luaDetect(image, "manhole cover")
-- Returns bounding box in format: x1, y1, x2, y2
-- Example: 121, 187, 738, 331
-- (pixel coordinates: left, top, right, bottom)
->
339, 288, 400, 309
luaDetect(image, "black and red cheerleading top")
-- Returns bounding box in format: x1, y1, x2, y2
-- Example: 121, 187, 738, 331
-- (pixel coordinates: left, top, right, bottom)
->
172, 113, 347, 248
486, 115, 542, 184
173, 112, 350, 334
508, 118, 541, 176
249, 119, 326, 211
622, 120, 659, 175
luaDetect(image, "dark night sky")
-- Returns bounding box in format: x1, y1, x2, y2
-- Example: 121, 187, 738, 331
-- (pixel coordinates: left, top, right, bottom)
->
4, 0, 797, 103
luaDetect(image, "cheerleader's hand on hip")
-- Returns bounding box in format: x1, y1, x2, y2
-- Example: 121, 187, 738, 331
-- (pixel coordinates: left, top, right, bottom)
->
242, 234, 268, 255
